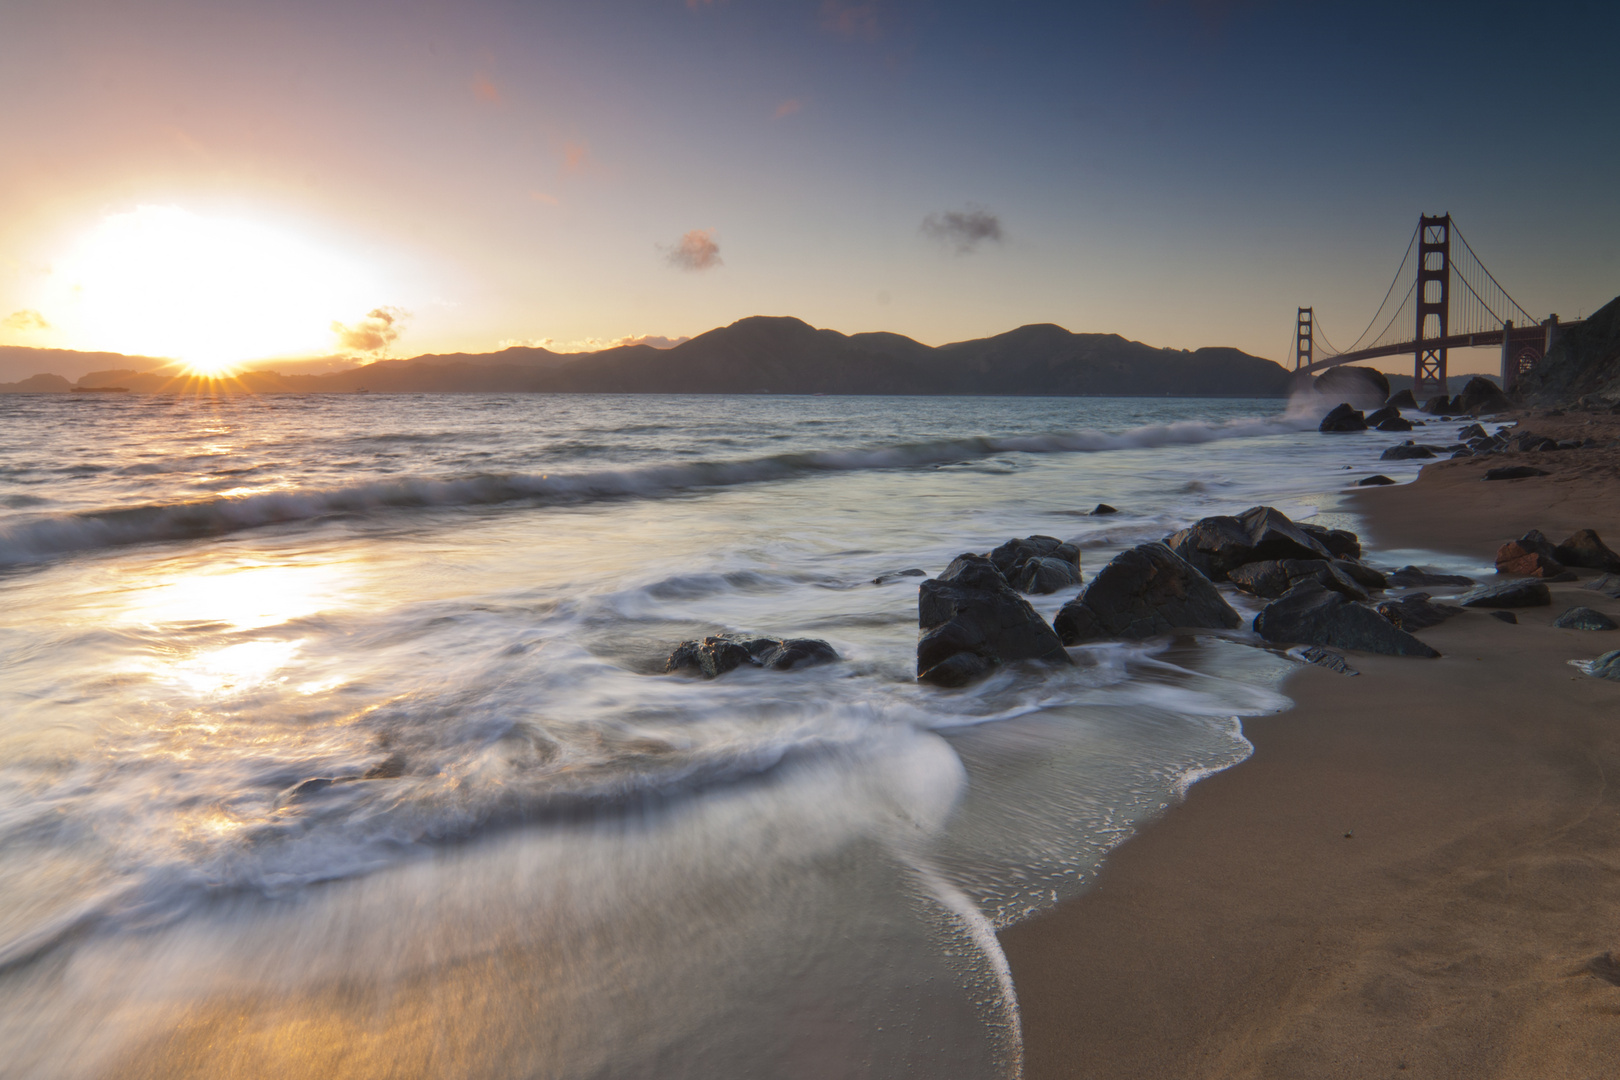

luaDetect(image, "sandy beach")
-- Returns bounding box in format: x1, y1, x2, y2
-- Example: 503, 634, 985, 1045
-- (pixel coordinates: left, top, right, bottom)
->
1001, 412, 1620, 1079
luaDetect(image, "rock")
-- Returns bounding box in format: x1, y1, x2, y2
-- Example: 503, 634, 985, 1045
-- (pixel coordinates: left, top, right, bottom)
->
1554, 606, 1620, 630
1332, 559, 1388, 590
1319, 403, 1368, 432
873, 568, 927, 585
1375, 592, 1464, 631
1489, 610, 1518, 624
666, 634, 840, 678
1495, 530, 1568, 578
917, 554, 1071, 685
1384, 389, 1418, 410
1286, 645, 1359, 676
1357, 474, 1396, 486
1421, 394, 1458, 414
1456, 423, 1488, 440
1583, 574, 1620, 599
1228, 558, 1370, 602
1380, 442, 1436, 460
1297, 522, 1362, 559
1483, 465, 1550, 481
1458, 579, 1552, 608
1165, 505, 1333, 581
1090, 503, 1118, 515
1454, 376, 1515, 415
1053, 542, 1241, 645
1253, 580, 1440, 657
1315, 366, 1390, 408
1554, 529, 1620, 572
1588, 650, 1620, 680
987, 535, 1082, 594
1387, 566, 1475, 588
1376, 416, 1415, 432
1364, 405, 1400, 427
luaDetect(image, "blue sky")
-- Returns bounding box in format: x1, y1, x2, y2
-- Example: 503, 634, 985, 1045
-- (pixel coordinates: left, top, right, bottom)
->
1, 0, 1614, 371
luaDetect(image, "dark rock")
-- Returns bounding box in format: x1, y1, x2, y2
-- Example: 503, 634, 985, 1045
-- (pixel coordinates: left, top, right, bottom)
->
666, 634, 840, 677
1165, 505, 1333, 581
987, 535, 1082, 594
1495, 530, 1568, 578
1331, 559, 1388, 590
1286, 645, 1358, 676
1297, 522, 1362, 560
1458, 579, 1552, 608
1554, 529, 1620, 573
1053, 542, 1241, 645
1454, 376, 1515, 416
1357, 474, 1397, 486
1253, 580, 1440, 657
1483, 465, 1550, 481
1456, 423, 1488, 440
873, 568, 927, 585
1375, 592, 1464, 631
1226, 559, 1294, 599
1228, 558, 1371, 602
1554, 606, 1620, 631
1381, 442, 1436, 461
1588, 650, 1620, 681
1364, 405, 1400, 427
1319, 403, 1368, 432
1489, 610, 1518, 624
1384, 389, 1418, 410
1090, 503, 1118, 515
917, 554, 1071, 685
1015, 556, 1084, 594
1421, 394, 1458, 414
1387, 566, 1474, 588
1583, 574, 1620, 599
1376, 416, 1415, 432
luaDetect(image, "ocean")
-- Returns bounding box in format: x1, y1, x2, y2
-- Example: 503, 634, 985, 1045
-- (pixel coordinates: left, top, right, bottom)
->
0, 393, 1484, 1078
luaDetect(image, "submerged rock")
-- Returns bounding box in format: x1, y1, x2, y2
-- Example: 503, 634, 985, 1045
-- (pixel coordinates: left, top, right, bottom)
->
917, 554, 1071, 686
1253, 580, 1440, 657
1053, 542, 1240, 645
1458, 579, 1552, 608
873, 568, 928, 585
1090, 503, 1119, 515
1554, 607, 1620, 631
1554, 529, 1620, 573
1319, 403, 1368, 432
666, 634, 840, 677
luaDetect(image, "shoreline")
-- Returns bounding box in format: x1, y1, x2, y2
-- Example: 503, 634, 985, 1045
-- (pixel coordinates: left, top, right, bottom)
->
999, 414, 1620, 1078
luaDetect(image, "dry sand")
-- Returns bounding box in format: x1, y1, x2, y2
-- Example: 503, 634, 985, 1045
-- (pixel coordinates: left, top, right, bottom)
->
1000, 411, 1620, 1079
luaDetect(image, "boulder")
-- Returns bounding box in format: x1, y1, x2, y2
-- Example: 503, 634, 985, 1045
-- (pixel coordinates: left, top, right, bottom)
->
1384, 389, 1418, 410
1495, 530, 1568, 578
1375, 592, 1464, 631
1587, 650, 1620, 680
1376, 416, 1415, 432
1456, 423, 1488, 440
1319, 403, 1368, 432
1489, 611, 1518, 624
1357, 474, 1397, 486
1297, 522, 1362, 559
1286, 645, 1359, 676
1458, 579, 1552, 608
1380, 442, 1436, 461
1165, 506, 1333, 581
1053, 542, 1241, 645
1454, 376, 1515, 415
1554, 607, 1620, 631
1253, 580, 1440, 657
666, 634, 840, 678
1228, 558, 1370, 602
1554, 529, 1620, 573
1483, 465, 1550, 481
1388, 566, 1474, 588
1331, 559, 1388, 589
1364, 405, 1400, 427
917, 554, 1071, 686
987, 535, 1082, 594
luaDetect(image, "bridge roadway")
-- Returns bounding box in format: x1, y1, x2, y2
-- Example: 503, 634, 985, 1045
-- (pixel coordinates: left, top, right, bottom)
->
1294, 323, 1571, 378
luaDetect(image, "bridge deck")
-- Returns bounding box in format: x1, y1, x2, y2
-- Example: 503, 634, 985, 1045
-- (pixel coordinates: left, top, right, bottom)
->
1297, 325, 1561, 377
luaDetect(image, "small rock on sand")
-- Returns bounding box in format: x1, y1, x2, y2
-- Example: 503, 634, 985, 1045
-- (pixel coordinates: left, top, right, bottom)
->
1489, 611, 1518, 624
1285, 645, 1359, 676
1357, 474, 1396, 486
1554, 607, 1620, 631
1458, 579, 1552, 608
1483, 465, 1551, 481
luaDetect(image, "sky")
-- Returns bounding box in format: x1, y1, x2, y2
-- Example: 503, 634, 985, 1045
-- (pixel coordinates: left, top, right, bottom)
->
1, 0, 1616, 374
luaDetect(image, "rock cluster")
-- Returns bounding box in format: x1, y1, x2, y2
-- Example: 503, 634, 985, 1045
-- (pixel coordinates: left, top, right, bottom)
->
1319, 403, 1368, 432
666, 635, 840, 677
1494, 528, 1620, 580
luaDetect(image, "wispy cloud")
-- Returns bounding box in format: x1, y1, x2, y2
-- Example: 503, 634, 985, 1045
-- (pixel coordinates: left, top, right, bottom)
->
773, 98, 804, 120
663, 229, 723, 272
820, 0, 882, 40
472, 74, 501, 104
530, 190, 559, 205
332, 307, 408, 354
2, 309, 50, 332
500, 334, 691, 352
921, 205, 1003, 255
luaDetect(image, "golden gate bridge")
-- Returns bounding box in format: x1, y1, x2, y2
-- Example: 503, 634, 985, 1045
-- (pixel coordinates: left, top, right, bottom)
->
1289, 214, 1574, 397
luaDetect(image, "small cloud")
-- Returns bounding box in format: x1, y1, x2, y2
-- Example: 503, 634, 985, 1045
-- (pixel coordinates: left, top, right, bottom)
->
562, 141, 593, 174
2, 309, 50, 332
472, 73, 501, 104
530, 190, 559, 205
662, 229, 722, 272
920, 205, 1003, 255
332, 307, 408, 354
773, 98, 804, 120
500, 334, 691, 353
820, 0, 882, 40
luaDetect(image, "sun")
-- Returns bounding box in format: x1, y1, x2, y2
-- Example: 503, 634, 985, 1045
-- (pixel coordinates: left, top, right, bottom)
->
39, 206, 384, 373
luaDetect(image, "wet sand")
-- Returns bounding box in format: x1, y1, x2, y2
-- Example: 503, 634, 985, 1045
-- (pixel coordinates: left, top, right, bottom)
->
1000, 413, 1620, 1079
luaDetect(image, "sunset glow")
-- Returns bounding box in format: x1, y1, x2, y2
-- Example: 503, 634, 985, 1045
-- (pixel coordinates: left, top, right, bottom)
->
38, 206, 382, 372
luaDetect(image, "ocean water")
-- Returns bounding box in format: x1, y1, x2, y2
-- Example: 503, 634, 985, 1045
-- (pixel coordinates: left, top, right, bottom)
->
0, 393, 1480, 1079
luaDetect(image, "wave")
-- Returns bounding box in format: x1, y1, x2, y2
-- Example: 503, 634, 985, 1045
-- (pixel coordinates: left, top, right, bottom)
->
0, 412, 1313, 566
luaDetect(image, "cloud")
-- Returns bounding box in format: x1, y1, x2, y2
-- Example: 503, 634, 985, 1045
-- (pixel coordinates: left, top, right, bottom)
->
920, 205, 1003, 255
773, 98, 804, 120
472, 74, 501, 104
2, 309, 50, 332
530, 190, 559, 205
562, 141, 593, 174
331, 307, 408, 354
500, 334, 691, 353
820, 0, 882, 40
663, 229, 723, 272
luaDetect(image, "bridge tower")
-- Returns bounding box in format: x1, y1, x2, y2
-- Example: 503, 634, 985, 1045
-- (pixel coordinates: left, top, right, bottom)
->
1296, 307, 1313, 371
1414, 214, 1450, 399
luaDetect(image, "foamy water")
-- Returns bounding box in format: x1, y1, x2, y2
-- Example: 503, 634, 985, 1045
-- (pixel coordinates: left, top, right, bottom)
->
0, 393, 1480, 1078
